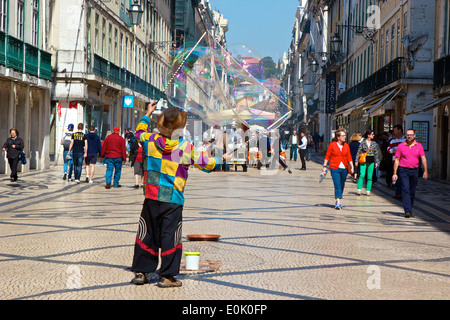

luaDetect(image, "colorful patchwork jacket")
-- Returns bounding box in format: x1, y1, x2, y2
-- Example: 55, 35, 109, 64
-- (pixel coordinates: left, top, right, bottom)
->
135, 115, 222, 205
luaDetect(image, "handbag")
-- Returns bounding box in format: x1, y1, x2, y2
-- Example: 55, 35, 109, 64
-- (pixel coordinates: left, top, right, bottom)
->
358, 145, 370, 164
20, 151, 27, 165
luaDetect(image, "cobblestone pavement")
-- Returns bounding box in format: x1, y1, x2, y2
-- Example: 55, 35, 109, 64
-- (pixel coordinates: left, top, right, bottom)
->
0, 157, 449, 300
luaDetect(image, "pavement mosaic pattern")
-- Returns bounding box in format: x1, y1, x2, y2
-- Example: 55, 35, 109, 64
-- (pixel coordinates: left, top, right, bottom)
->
0, 157, 449, 300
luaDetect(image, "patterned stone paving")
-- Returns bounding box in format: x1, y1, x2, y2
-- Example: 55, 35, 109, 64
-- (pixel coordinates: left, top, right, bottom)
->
0, 157, 449, 301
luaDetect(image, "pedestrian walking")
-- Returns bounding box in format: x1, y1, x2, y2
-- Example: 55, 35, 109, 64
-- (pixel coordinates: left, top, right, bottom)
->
392, 129, 428, 218
100, 126, 127, 189
270, 131, 292, 173
348, 132, 362, 183
298, 131, 307, 170
305, 130, 313, 161
388, 124, 405, 199
61, 124, 74, 180
322, 129, 354, 210
130, 102, 230, 288
85, 126, 102, 183
129, 137, 144, 191
289, 130, 298, 161
67, 123, 87, 183
355, 130, 380, 196
2, 128, 24, 182
125, 128, 135, 155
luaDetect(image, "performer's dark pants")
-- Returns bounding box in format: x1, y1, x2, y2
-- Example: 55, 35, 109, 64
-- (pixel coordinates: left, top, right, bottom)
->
131, 199, 183, 277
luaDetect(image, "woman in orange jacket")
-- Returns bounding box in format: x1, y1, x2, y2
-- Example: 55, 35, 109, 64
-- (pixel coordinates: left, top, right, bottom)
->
322, 129, 354, 210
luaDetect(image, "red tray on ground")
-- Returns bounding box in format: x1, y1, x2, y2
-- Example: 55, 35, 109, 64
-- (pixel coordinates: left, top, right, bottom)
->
186, 234, 221, 241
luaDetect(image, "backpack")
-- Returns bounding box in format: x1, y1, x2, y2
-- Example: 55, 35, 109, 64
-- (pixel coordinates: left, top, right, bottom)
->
63, 133, 72, 151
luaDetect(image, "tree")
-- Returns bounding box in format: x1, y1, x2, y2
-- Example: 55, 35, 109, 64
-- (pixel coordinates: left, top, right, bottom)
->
262, 56, 281, 79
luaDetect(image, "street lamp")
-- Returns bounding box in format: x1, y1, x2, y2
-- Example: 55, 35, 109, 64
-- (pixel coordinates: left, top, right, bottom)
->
330, 34, 342, 55
128, 0, 144, 25
309, 59, 319, 73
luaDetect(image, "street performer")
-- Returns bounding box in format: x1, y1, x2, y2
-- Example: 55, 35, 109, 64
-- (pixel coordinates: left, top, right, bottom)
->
392, 128, 428, 218
130, 101, 230, 287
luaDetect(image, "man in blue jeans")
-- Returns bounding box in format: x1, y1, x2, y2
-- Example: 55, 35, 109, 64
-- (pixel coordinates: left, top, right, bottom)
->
100, 126, 127, 189
67, 123, 87, 183
392, 129, 428, 218
61, 124, 74, 180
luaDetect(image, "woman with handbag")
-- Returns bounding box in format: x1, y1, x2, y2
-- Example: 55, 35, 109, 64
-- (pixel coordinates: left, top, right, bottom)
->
355, 130, 380, 196
322, 129, 354, 210
2, 128, 24, 182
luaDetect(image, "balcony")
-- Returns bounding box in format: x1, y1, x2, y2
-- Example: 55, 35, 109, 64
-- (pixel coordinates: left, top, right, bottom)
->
0, 31, 52, 81
92, 54, 165, 100
433, 54, 450, 90
337, 57, 404, 108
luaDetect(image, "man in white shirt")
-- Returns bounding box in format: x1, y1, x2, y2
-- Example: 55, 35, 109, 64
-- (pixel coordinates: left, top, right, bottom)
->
298, 131, 308, 170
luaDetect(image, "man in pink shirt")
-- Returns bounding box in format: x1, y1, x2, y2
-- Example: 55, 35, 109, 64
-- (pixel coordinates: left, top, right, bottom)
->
392, 129, 428, 217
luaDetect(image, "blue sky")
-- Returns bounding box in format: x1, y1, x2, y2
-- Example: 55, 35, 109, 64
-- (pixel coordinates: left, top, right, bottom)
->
211, 0, 299, 62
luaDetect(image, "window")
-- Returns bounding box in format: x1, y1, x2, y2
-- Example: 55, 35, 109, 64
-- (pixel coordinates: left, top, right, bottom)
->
397, 19, 400, 57
32, 0, 39, 46
102, 18, 106, 57
125, 37, 128, 70
95, 14, 99, 54
1, 0, 7, 32
119, 33, 123, 67
114, 28, 118, 64
403, 11, 407, 36
391, 24, 395, 61
87, 8, 91, 70
380, 32, 384, 67
385, 29, 389, 65
17, 0, 24, 40
108, 23, 112, 60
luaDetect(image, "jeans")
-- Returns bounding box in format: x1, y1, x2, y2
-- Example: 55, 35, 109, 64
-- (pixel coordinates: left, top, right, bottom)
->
63, 150, 73, 178
330, 168, 348, 199
398, 166, 419, 213
357, 162, 374, 192
105, 158, 123, 186
290, 144, 298, 161
73, 153, 84, 180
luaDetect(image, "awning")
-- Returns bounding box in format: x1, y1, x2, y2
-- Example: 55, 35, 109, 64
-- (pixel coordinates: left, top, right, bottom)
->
335, 92, 386, 117
366, 88, 402, 116
407, 95, 450, 115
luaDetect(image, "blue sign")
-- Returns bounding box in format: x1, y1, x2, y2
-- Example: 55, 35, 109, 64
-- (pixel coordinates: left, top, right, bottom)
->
123, 96, 134, 108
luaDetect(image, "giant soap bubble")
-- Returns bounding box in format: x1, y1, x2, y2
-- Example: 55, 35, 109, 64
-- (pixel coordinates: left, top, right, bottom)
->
164, 32, 292, 131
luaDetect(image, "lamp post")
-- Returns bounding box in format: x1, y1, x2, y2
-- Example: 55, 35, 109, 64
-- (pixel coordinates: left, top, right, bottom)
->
330, 34, 342, 56
128, 0, 144, 26
309, 59, 319, 73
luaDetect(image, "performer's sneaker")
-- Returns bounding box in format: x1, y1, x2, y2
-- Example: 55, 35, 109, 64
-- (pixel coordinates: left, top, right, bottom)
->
133, 273, 148, 285
157, 276, 182, 288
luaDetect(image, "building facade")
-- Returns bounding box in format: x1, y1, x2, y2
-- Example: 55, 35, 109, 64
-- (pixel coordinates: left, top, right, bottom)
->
49, 0, 173, 164
284, 0, 438, 176
0, 0, 52, 175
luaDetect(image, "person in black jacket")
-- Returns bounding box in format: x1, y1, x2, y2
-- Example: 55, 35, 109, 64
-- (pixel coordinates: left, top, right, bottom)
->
85, 126, 102, 183
2, 128, 24, 182
348, 132, 362, 183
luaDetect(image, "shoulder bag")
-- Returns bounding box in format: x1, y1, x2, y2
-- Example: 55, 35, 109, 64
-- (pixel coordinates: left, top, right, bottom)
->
358, 145, 371, 164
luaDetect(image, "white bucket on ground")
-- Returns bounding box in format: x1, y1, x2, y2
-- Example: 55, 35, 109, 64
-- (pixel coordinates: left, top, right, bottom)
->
184, 252, 201, 270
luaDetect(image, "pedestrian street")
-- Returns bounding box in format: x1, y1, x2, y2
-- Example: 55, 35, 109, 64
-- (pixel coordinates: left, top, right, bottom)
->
0, 158, 449, 300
